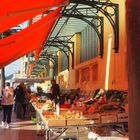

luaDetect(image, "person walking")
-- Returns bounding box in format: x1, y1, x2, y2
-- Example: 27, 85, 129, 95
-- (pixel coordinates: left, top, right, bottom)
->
1, 82, 14, 128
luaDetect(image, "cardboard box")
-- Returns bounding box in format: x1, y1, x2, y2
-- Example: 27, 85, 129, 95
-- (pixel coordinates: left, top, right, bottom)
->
117, 113, 128, 123
46, 119, 66, 127
80, 119, 94, 125
84, 113, 100, 124
101, 114, 117, 124
66, 118, 93, 126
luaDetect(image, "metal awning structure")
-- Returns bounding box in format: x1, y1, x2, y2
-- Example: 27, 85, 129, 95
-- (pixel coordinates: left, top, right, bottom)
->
46, 0, 119, 55
30, 0, 119, 76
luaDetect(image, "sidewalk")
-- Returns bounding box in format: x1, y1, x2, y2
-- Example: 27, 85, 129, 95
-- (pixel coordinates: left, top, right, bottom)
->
0, 110, 44, 140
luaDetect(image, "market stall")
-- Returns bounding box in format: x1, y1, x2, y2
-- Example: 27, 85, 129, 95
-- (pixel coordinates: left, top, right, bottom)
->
31, 99, 94, 140
29, 88, 128, 140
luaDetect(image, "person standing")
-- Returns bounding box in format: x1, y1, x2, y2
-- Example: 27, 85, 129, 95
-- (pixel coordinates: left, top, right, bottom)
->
51, 79, 60, 104
1, 82, 14, 128
14, 83, 26, 118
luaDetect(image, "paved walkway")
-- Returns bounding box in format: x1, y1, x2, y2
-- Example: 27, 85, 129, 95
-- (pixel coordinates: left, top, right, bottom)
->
0, 110, 45, 140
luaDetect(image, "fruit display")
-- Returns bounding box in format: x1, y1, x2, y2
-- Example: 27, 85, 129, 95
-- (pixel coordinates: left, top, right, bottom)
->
42, 111, 55, 116
30, 95, 39, 102
33, 99, 55, 110
44, 110, 81, 120
30, 89, 128, 131
42, 100, 55, 111
35, 102, 46, 109
43, 110, 93, 126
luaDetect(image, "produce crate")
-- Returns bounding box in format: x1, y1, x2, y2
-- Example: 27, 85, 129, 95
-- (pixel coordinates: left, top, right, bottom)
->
101, 114, 117, 124
46, 119, 66, 127
60, 108, 69, 115
66, 118, 93, 126
117, 112, 128, 123
84, 113, 100, 124
59, 136, 77, 140
80, 119, 94, 125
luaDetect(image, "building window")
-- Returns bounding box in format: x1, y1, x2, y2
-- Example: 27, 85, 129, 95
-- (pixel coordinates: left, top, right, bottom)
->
75, 70, 79, 83
92, 64, 98, 81
61, 52, 68, 71
80, 25, 98, 62
82, 67, 90, 82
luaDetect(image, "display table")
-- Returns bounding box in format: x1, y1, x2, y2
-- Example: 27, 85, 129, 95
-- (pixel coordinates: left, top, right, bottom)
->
31, 103, 128, 140
100, 137, 128, 140
32, 103, 93, 139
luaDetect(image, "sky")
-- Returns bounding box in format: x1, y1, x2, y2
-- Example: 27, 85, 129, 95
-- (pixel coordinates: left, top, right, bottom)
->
5, 59, 21, 76
5, 22, 28, 76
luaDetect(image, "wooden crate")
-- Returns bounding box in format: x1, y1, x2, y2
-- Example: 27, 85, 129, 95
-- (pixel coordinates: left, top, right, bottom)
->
46, 119, 66, 127
66, 118, 93, 126
79, 119, 94, 125
101, 114, 117, 124
84, 113, 100, 124
67, 119, 82, 126
117, 113, 128, 123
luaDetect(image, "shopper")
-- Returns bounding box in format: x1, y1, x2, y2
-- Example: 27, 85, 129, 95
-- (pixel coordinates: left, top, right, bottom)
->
1, 82, 14, 128
14, 83, 26, 118
51, 79, 60, 104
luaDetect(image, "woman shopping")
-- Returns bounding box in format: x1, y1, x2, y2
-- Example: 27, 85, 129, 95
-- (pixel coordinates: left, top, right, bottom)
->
1, 82, 14, 128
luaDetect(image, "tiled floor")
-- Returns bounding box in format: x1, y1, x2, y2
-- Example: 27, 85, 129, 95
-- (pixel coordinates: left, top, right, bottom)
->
0, 110, 46, 140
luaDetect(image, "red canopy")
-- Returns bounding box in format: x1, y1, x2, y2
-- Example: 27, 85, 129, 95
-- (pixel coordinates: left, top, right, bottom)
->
0, 0, 69, 33
0, 8, 62, 68
0, 0, 16, 8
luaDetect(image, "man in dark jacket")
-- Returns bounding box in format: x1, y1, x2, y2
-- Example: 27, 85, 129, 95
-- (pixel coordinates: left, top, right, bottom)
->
14, 83, 26, 118
51, 79, 60, 104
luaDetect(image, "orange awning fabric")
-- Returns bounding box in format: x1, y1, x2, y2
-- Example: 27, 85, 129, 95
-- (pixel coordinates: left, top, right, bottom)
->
0, 0, 69, 33
0, 8, 60, 47
35, 47, 44, 61
0, 8, 62, 68
0, 9, 49, 33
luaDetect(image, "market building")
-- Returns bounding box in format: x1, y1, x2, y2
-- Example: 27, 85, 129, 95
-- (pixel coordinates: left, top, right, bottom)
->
26, 0, 127, 92
0, 0, 140, 140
